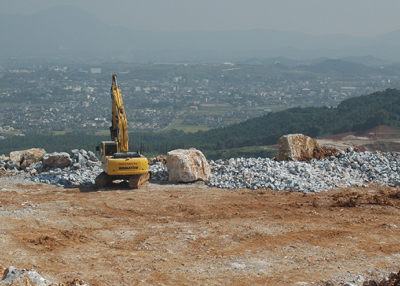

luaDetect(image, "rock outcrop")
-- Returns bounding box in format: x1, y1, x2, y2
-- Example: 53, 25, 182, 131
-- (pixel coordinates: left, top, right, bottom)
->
167, 149, 211, 183
276, 134, 319, 161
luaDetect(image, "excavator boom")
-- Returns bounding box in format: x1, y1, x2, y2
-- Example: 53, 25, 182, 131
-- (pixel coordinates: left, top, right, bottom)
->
110, 74, 129, 153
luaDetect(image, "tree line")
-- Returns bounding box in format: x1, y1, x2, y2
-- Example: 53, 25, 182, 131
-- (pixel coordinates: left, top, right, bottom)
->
1, 88, 400, 159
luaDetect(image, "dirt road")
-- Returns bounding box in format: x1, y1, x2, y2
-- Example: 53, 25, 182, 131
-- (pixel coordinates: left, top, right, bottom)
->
1, 177, 400, 285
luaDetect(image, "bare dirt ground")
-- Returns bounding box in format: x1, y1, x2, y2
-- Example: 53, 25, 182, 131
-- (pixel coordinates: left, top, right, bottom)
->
1, 177, 400, 285
317, 125, 400, 153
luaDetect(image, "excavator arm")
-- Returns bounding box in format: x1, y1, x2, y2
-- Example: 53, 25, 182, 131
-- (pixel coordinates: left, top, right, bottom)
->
109, 74, 129, 153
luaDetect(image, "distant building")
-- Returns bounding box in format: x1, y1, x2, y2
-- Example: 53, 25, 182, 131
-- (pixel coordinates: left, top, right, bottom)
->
302, 88, 310, 95
341, 87, 356, 96
185, 72, 194, 87
90, 68, 101, 74
341, 87, 356, 92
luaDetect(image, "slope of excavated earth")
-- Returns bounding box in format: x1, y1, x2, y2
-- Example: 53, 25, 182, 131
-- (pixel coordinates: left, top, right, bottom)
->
1, 176, 400, 285
317, 125, 400, 153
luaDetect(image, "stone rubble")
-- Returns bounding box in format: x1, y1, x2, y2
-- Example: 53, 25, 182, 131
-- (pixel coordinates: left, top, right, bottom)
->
0, 149, 102, 187
1, 147, 400, 193
0, 266, 52, 285
31, 149, 103, 187
0, 266, 88, 286
206, 149, 400, 193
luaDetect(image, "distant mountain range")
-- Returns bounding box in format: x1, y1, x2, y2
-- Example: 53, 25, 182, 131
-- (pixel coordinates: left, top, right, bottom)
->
1, 5, 400, 63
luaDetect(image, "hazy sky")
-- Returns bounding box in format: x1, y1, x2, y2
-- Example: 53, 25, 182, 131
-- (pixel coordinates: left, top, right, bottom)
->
1, 0, 400, 37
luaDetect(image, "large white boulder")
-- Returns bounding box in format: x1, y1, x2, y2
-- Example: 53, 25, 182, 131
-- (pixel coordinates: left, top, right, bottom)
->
167, 149, 211, 183
6, 151, 23, 170
5, 148, 46, 170
276, 134, 318, 161
42, 152, 72, 168
20, 148, 46, 170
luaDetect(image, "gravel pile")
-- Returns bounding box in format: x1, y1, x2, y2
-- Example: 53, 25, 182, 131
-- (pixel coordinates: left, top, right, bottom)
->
149, 162, 169, 182
3, 148, 400, 193
31, 159, 169, 187
30, 149, 103, 187
207, 149, 400, 192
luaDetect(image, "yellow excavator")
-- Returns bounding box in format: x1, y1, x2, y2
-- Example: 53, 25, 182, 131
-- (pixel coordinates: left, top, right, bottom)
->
95, 74, 151, 189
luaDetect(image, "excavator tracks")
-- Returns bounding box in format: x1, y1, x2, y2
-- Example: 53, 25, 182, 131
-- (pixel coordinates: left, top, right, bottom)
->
129, 173, 151, 189
95, 172, 112, 188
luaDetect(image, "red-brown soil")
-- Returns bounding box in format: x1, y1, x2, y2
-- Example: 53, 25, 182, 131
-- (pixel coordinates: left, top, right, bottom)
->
1, 178, 400, 285
321, 125, 400, 141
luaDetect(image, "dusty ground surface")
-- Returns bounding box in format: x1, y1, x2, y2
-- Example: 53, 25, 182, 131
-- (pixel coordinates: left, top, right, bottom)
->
0, 177, 400, 285
317, 125, 400, 153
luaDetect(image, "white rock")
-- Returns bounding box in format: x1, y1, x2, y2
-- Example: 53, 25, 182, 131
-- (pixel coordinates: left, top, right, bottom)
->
0, 266, 53, 285
167, 149, 211, 183
276, 134, 318, 161
42, 152, 72, 168
20, 148, 46, 170
6, 151, 23, 170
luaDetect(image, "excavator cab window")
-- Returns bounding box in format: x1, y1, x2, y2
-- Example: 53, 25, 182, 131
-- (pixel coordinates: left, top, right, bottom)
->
104, 142, 118, 156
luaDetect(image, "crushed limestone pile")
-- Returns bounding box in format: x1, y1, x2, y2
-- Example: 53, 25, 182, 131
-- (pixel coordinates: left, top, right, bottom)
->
31, 149, 102, 186
0, 148, 102, 187
2, 147, 400, 193
207, 149, 400, 193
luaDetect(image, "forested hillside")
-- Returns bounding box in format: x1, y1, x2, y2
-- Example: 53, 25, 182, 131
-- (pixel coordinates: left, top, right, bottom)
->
1, 88, 400, 159
171, 88, 400, 154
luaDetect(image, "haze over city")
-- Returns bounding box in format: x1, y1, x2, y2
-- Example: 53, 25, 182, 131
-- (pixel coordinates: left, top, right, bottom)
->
1, 0, 400, 37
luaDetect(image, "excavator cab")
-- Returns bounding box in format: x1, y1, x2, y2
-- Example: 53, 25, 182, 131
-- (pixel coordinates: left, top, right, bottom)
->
96, 141, 119, 160
104, 142, 119, 156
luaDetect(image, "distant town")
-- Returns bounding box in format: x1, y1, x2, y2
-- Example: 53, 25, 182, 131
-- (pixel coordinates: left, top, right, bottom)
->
1, 61, 399, 138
